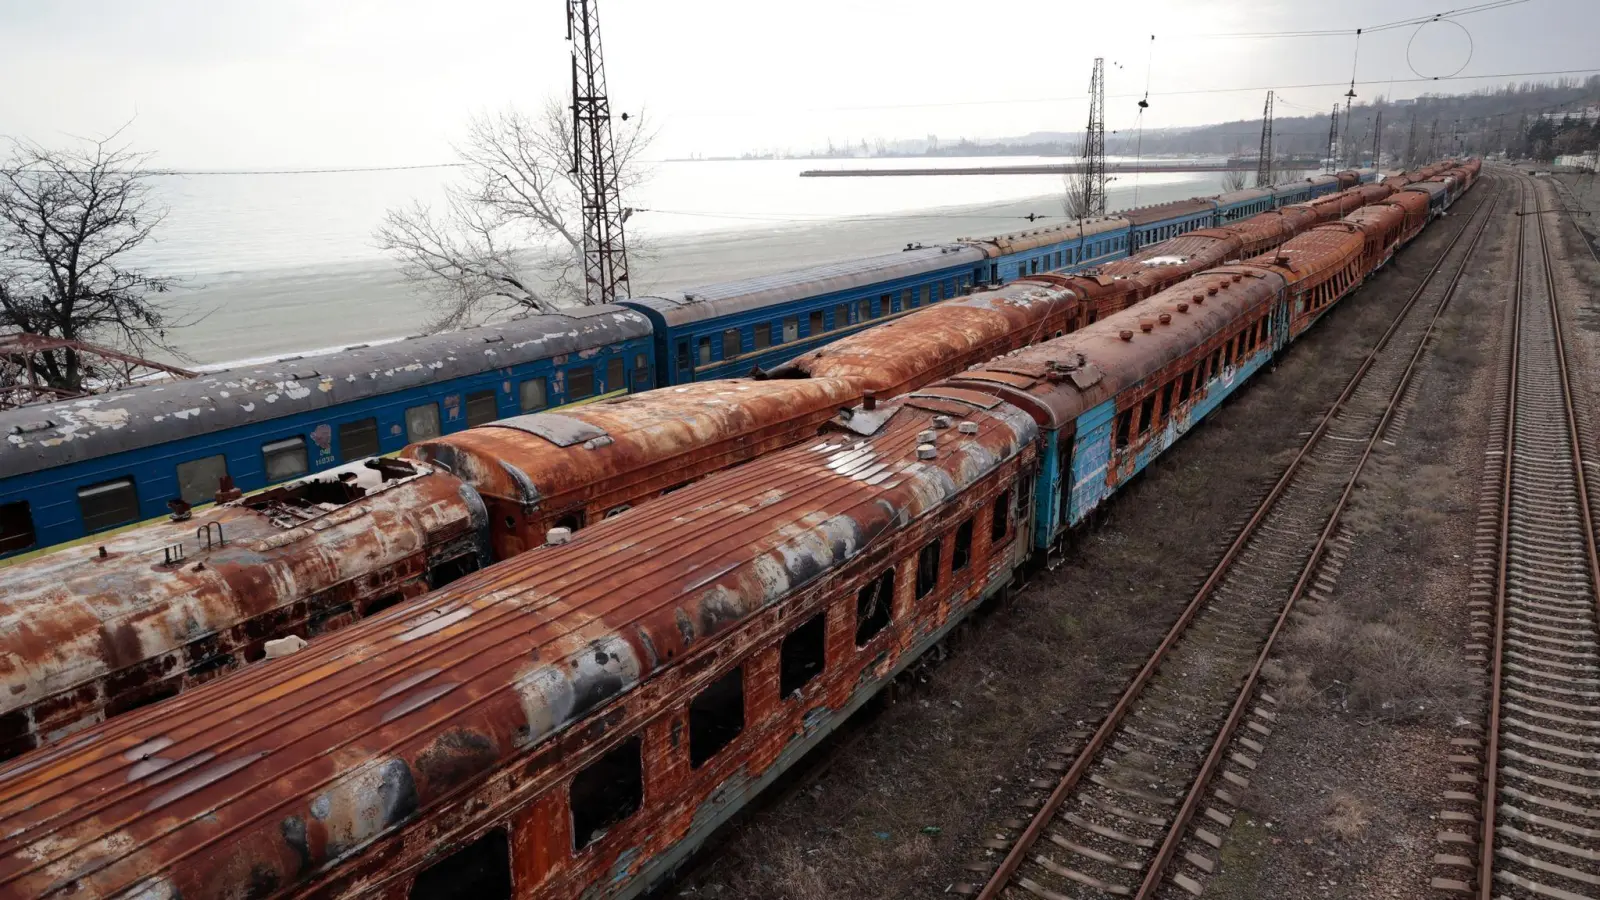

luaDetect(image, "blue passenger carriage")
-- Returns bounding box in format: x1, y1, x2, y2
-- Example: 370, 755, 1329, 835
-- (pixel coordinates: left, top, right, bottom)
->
0, 307, 653, 557
957, 216, 1132, 283
1214, 187, 1277, 222
1124, 198, 1219, 250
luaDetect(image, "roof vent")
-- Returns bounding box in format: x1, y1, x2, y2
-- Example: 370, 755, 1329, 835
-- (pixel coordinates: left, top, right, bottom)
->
863, 390, 877, 411
1207, 286, 1219, 295
10, 420, 56, 435
1120, 330, 1135, 341
918, 430, 936, 443
1177, 302, 1190, 313
1232, 273, 1243, 282
917, 444, 937, 460
1158, 313, 1172, 325
958, 421, 979, 434
546, 527, 573, 546
932, 415, 952, 429
1139, 319, 1155, 333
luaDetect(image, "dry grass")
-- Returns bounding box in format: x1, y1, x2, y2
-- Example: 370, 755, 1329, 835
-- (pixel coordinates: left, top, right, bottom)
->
1323, 791, 1372, 841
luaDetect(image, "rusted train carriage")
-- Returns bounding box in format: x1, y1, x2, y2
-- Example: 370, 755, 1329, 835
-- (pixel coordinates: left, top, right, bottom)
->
0, 458, 486, 761
0, 392, 1038, 900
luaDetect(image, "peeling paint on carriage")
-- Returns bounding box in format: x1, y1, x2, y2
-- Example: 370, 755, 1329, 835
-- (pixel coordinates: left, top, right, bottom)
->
0, 393, 1035, 900
0, 458, 486, 762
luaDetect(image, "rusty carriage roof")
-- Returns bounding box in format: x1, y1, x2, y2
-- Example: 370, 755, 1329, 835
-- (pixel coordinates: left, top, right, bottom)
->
0, 391, 1036, 900
0, 306, 651, 479
944, 268, 1287, 429
0, 459, 485, 754
1239, 221, 1368, 288
763, 277, 1084, 394
402, 377, 863, 508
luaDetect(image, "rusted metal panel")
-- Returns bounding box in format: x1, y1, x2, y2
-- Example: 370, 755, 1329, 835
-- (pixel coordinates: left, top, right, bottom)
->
624, 245, 987, 327
1121, 197, 1216, 227
0, 306, 652, 479
404, 377, 864, 559
0, 390, 1037, 900
764, 278, 1084, 397
0, 459, 485, 761
957, 216, 1130, 258
946, 269, 1287, 432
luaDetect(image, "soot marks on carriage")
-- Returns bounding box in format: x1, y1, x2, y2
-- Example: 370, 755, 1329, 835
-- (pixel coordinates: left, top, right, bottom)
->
311, 758, 420, 859
281, 815, 311, 876
414, 728, 499, 794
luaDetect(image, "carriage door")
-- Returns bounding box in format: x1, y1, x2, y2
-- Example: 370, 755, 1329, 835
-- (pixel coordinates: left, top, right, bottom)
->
674, 339, 692, 384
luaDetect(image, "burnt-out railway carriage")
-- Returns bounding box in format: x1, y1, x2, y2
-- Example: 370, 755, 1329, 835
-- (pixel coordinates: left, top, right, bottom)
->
0, 165, 1481, 899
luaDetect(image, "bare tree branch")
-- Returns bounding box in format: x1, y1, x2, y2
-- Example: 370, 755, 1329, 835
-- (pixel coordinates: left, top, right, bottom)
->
376, 99, 655, 329
0, 128, 181, 392
1220, 168, 1249, 192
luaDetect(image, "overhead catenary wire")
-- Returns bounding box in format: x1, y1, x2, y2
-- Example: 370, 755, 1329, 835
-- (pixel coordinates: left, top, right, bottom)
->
1191, 0, 1531, 39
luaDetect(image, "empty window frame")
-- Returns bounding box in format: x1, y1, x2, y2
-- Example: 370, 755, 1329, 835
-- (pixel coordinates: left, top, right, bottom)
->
406, 403, 442, 442
857, 299, 871, 322
0, 501, 36, 554
1114, 409, 1133, 450
465, 390, 498, 428
880, 294, 892, 316
78, 477, 140, 532
753, 324, 771, 351
1159, 383, 1176, 423
780, 612, 826, 698
808, 311, 824, 336
175, 454, 229, 506
1137, 394, 1157, 434
835, 304, 850, 329
916, 537, 941, 599
855, 567, 895, 646
676, 340, 691, 374
568, 366, 595, 401
607, 357, 625, 391
991, 489, 1012, 541
952, 518, 973, 572
520, 377, 548, 413
339, 417, 379, 460
571, 736, 644, 851
1178, 369, 1194, 404
782, 316, 798, 343
698, 337, 712, 365
407, 828, 511, 900
262, 437, 309, 481
689, 667, 746, 768
721, 330, 740, 360
1030, 258, 1040, 274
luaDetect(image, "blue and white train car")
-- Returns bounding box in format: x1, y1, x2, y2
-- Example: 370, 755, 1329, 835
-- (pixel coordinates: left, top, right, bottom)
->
1215, 187, 1277, 222
957, 216, 1132, 283
0, 307, 653, 555
1125, 197, 1219, 250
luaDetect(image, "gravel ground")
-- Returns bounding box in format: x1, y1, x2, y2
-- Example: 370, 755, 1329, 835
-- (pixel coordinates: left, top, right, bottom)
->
662, 183, 1504, 900
1200, 173, 1516, 900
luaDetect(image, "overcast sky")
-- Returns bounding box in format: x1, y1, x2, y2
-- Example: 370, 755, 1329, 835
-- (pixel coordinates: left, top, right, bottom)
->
0, 0, 1591, 167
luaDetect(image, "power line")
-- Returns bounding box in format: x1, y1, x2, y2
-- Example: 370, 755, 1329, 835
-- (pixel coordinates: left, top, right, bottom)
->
1193, 0, 1531, 39
145, 162, 465, 176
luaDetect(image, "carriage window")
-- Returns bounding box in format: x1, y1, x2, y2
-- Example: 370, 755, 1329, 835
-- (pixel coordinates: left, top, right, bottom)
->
722, 329, 740, 360
262, 437, 309, 481
689, 667, 745, 768
176, 454, 229, 506
606, 357, 625, 391
753, 324, 771, 351
880, 294, 892, 315
567, 366, 595, 401
782, 317, 798, 343
1137, 394, 1156, 434
698, 337, 712, 365
952, 518, 973, 572
676, 340, 691, 373
835, 304, 849, 328
1114, 409, 1133, 449
465, 390, 498, 428
1179, 369, 1194, 404
780, 612, 827, 698
571, 736, 643, 851
1030, 258, 1040, 275
902, 288, 914, 309
809, 311, 824, 335
519, 377, 548, 413
339, 418, 379, 460
78, 477, 140, 532
632, 353, 652, 391
408, 827, 510, 900
0, 501, 37, 554
855, 567, 895, 646
406, 403, 442, 442
921, 285, 932, 306
991, 489, 1012, 541
1159, 383, 1175, 422
428, 553, 480, 590
916, 537, 941, 598
857, 299, 871, 322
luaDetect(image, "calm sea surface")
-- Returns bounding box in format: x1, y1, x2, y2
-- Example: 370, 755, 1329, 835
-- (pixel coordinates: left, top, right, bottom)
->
131, 156, 1237, 365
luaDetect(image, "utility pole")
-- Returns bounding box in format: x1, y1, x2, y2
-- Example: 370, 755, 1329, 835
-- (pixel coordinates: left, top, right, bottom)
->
567, 0, 630, 305
1371, 108, 1383, 168
1325, 105, 1340, 173
1083, 57, 1108, 217
1427, 118, 1439, 163
1341, 87, 1357, 167
1406, 115, 1420, 168
1255, 91, 1274, 187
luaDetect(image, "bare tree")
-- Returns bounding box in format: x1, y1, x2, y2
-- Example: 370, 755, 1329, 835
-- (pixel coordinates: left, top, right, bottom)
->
0, 128, 180, 394
1220, 168, 1249, 192
376, 100, 653, 329
1061, 170, 1095, 220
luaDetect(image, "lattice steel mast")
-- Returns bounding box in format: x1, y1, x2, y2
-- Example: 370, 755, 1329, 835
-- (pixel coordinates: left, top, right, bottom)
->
1084, 57, 1108, 217
1325, 105, 1340, 173
568, 0, 630, 304
1255, 91, 1274, 187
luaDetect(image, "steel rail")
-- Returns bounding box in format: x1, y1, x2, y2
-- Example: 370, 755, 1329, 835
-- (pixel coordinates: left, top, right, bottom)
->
976, 175, 1504, 900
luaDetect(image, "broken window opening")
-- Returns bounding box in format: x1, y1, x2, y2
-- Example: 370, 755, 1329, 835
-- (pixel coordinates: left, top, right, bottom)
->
952, 519, 974, 572
780, 613, 827, 698
916, 538, 941, 598
408, 827, 511, 900
689, 667, 746, 768
571, 736, 643, 851
855, 567, 895, 646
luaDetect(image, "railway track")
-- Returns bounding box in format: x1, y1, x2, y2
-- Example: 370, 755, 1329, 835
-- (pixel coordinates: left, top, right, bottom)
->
958, 177, 1506, 900
1437, 172, 1600, 900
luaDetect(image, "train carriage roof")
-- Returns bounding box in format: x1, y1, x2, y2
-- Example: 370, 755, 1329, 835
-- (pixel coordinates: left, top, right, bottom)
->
957, 216, 1129, 258
1121, 197, 1218, 226
622, 244, 987, 328
0, 306, 651, 479
1213, 187, 1274, 207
